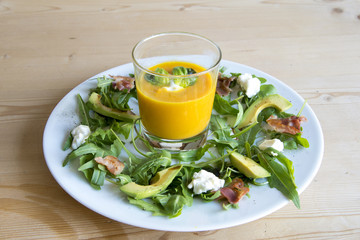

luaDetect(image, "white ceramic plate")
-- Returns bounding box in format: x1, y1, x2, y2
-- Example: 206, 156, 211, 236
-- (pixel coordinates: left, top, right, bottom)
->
43, 60, 324, 232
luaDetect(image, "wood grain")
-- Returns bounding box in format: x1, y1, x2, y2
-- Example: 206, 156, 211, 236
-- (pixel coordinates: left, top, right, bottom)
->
1, 0, 360, 239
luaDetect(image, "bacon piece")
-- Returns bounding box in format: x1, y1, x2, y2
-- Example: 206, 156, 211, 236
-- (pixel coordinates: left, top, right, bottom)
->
218, 178, 249, 204
216, 73, 236, 96
109, 75, 135, 91
94, 156, 124, 175
266, 115, 307, 135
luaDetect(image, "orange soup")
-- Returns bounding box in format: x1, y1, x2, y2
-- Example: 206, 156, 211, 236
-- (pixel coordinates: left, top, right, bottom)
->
137, 61, 216, 140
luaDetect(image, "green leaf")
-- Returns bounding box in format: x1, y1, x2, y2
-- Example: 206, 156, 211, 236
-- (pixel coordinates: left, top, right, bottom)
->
128, 197, 165, 216
230, 72, 241, 77
259, 84, 277, 98
110, 90, 132, 110
257, 150, 300, 208
62, 134, 73, 151
213, 94, 239, 116
78, 159, 96, 171
114, 174, 132, 185
131, 151, 172, 185
97, 76, 113, 92
235, 117, 263, 154
78, 155, 94, 181
294, 134, 310, 148
172, 66, 197, 88
172, 66, 187, 75
219, 66, 227, 74
77, 94, 91, 126
145, 68, 170, 86
209, 115, 238, 149
172, 143, 213, 162
63, 143, 103, 166
226, 100, 244, 128
266, 131, 309, 149
200, 190, 222, 201
258, 77, 267, 84
111, 121, 132, 139
266, 148, 296, 185
110, 129, 142, 165
163, 195, 187, 218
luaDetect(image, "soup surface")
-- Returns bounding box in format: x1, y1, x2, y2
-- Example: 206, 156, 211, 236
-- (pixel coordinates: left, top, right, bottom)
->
137, 61, 216, 140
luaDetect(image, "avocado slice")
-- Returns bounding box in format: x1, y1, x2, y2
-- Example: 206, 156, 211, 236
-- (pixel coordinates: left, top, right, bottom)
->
230, 152, 270, 179
120, 165, 182, 199
237, 94, 292, 129
88, 92, 139, 122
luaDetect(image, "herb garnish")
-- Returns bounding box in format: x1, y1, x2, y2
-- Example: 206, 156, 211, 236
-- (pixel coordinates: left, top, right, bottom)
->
145, 66, 197, 88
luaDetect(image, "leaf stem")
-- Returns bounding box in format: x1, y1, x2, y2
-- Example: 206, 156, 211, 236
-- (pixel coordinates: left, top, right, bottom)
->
231, 121, 258, 138
297, 100, 307, 117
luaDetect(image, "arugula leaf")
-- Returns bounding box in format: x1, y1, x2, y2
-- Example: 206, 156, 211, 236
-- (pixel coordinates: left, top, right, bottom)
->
235, 117, 263, 154
265, 148, 296, 184
131, 151, 171, 185
63, 143, 110, 166
266, 131, 310, 149
111, 121, 132, 139
76, 155, 108, 190
295, 134, 309, 148
213, 94, 239, 116
163, 195, 188, 218
77, 94, 91, 126
172, 143, 213, 162
97, 76, 113, 92
257, 150, 300, 208
200, 190, 222, 201
128, 197, 166, 216
226, 100, 244, 128
209, 115, 238, 149
258, 84, 277, 98
78, 154, 94, 180
219, 66, 227, 74
78, 159, 96, 171
110, 89, 135, 111
90, 168, 107, 188
110, 129, 142, 165
62, 134, 73, 151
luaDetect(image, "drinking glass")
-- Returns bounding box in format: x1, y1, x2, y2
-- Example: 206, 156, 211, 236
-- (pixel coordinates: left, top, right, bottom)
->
132, 32, 222, 150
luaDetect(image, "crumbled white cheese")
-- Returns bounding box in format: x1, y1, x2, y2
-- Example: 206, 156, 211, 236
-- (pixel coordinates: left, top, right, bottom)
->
237, 73, 261, 98
71, 125, 91, 149
164, 80, 183, 92
188, 170, 225, 194
258, 139, 284, 156
237, 73, 253, 85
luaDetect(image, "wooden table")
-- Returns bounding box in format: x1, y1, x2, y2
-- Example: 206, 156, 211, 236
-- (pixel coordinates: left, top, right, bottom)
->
1, 0, 359, 239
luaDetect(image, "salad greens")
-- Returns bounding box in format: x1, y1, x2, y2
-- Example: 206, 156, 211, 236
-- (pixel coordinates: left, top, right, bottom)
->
62, 69, 309, 217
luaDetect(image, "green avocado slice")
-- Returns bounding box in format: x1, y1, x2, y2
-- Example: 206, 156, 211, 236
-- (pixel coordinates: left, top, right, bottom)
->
237, 94, 292, 129
120, 165, 182, 199
88, 92, 139, 122
230, 152, 271, 179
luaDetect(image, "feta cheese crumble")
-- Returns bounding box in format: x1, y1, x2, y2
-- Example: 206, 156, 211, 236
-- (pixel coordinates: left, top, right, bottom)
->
258, 139, 284, 156
237, 73, 261, 98
188, 170, 225, 194
164, 80, 183, 92
71, 125, 91, 149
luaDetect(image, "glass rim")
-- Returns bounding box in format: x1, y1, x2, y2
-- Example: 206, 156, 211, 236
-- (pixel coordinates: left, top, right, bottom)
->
131, 32, 222, 78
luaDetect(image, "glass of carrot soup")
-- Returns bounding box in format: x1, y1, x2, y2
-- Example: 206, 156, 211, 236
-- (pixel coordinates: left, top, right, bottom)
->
132, 32, 222, 150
